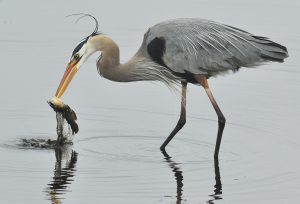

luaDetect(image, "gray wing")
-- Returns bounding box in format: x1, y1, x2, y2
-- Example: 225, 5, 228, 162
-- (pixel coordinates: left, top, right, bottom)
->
143, 18, 288, 76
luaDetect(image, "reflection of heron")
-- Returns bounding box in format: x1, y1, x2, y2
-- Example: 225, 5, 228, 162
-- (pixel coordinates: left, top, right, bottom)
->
55, 14, 288, 157
162, 150, 223, 204
207, 159, 222, 204
46, 145, 78, 203
162, 150, 184, 204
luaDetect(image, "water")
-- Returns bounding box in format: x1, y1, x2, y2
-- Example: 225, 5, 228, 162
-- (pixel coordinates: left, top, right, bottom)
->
0, 0, 300, 203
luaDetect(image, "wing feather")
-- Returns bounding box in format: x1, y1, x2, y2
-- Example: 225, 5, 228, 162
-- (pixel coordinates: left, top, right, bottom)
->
143, 18, 288, 77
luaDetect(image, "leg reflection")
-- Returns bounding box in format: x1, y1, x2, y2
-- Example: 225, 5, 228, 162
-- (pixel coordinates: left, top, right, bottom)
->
207, 158, 222, 203
46, 144, 78, 203
161, 150, 184, 204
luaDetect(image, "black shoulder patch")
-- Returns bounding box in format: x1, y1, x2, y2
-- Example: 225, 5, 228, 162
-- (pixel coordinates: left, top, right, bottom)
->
147, 37, 167, 67
147, 37, 212, 84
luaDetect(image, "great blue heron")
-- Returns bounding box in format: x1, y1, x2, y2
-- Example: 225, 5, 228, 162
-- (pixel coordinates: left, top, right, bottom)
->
54, 14, 288, 158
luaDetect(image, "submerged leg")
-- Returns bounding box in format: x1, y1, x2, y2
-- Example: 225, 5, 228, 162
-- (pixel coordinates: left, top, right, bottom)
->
194, 75, 226, 159
160, 81, 187, 151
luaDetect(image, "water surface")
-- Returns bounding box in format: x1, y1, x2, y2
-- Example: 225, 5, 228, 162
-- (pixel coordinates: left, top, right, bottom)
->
0, 0, 299, 203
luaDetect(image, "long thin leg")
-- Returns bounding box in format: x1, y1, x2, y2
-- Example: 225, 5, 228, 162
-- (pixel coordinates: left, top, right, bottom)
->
194, 75, 226, 159
160, 81, 187, 151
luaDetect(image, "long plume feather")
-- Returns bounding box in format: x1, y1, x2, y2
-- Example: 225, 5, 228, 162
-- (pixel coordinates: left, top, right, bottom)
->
66, 13, 100, 37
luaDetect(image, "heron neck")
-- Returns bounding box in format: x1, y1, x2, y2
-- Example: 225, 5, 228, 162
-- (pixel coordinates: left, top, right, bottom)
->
92, 36, 137, 82
93, 35, 175, 84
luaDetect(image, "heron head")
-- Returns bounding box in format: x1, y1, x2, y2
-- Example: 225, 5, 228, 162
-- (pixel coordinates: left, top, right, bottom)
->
55, 14, 100, 98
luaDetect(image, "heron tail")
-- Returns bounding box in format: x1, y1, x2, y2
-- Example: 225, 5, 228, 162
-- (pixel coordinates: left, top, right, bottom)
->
251, 35, 289, 63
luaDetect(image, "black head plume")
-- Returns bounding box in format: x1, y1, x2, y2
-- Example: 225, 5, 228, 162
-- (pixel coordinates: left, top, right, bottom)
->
67, 13, 101, 57
72, 40, 86, 57
67, 13, 100, 36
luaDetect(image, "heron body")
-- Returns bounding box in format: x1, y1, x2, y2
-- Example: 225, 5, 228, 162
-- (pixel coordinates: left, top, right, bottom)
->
54, 16, 288, 158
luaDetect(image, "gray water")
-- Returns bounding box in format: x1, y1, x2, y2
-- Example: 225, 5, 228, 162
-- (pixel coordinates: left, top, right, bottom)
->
1, 0, 300, 203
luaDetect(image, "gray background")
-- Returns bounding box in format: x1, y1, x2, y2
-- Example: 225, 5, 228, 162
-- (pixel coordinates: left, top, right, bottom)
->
0, 0, 299, 203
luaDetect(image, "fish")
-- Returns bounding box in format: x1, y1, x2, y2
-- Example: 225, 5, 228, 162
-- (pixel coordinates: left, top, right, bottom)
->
48, 97, 79, 145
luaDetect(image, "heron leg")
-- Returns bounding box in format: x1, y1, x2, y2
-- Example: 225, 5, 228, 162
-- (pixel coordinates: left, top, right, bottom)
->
160, 81, 187, 151
194, 75, 226, 159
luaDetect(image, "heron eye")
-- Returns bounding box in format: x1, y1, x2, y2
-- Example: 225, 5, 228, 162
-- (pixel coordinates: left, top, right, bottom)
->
73, 53, 80, 60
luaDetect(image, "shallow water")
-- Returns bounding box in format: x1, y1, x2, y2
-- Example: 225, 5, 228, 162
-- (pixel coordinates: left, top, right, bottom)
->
0, 0, 300, 203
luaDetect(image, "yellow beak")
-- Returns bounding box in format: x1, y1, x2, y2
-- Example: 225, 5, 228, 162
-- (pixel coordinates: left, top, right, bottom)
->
55, 60, 78, 98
